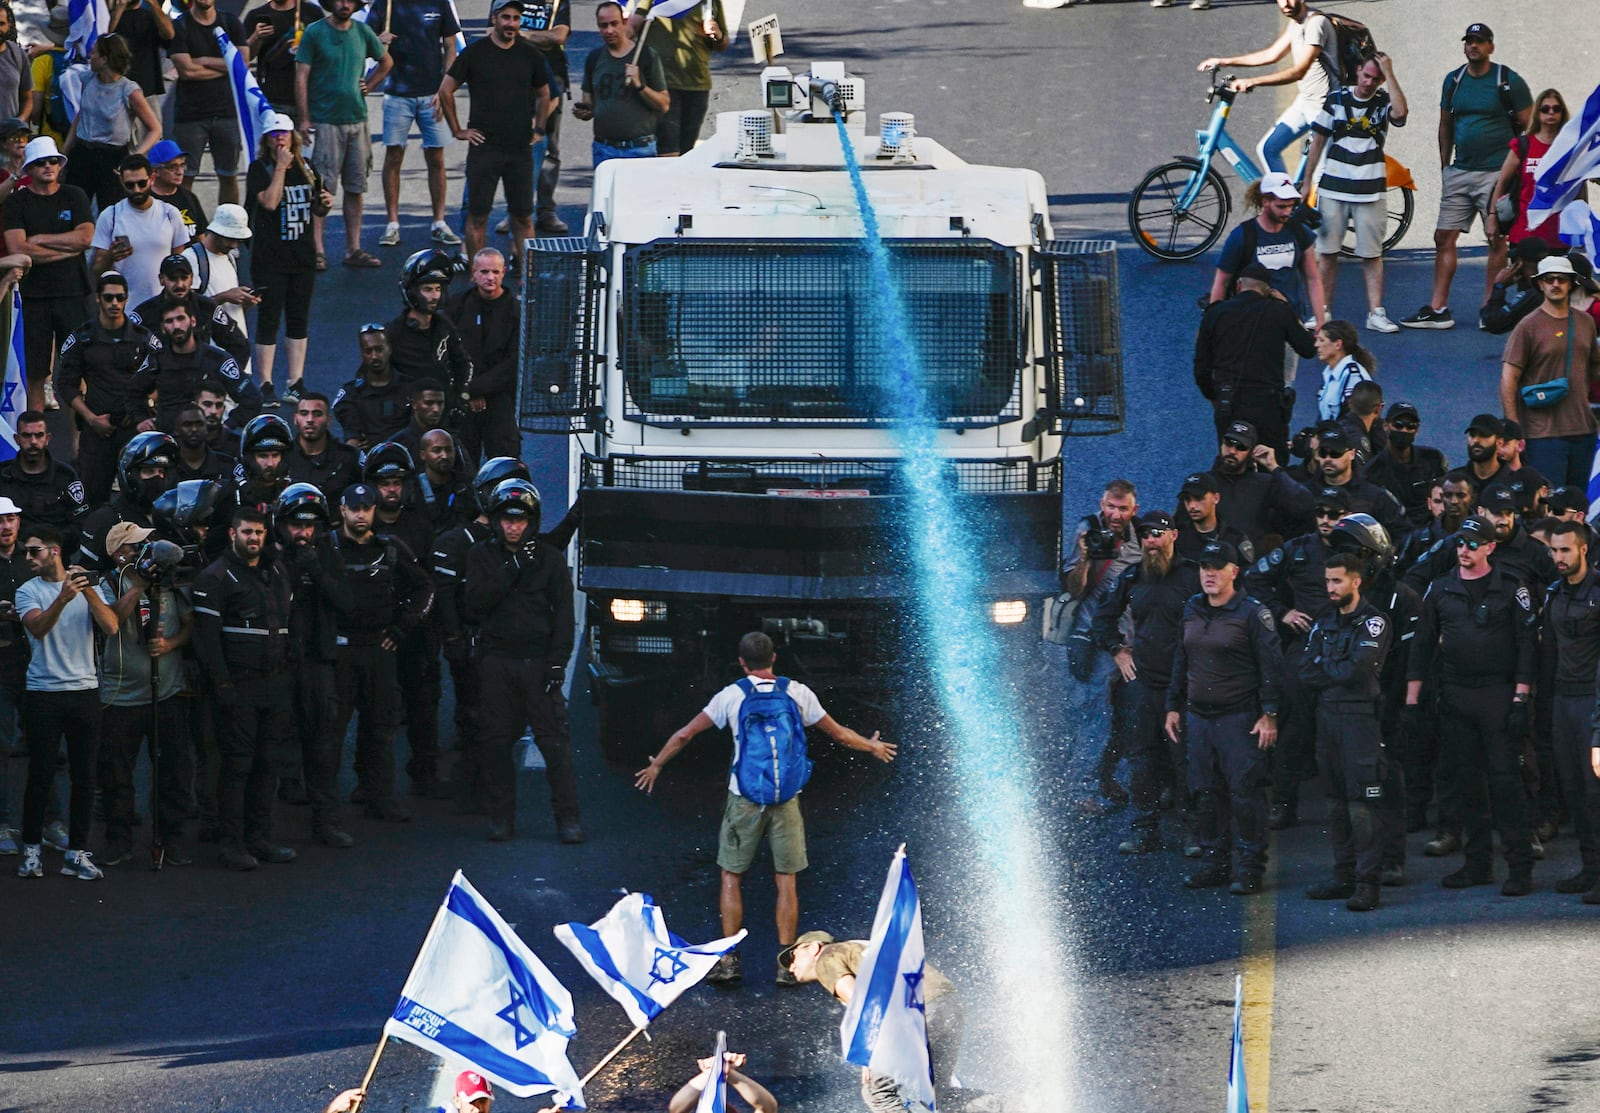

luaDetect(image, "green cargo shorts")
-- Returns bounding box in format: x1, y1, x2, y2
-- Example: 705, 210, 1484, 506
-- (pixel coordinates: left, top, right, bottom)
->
717, 792, 808, 875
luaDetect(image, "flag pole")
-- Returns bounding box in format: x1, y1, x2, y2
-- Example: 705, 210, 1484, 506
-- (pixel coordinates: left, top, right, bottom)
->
580, 1025, 647, 1086
628, 10, 651, 65
347, 1034, 390, 1113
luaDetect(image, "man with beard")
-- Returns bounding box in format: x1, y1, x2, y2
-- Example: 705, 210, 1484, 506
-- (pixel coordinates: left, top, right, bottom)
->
191, 507, 295, 871
1364, 402, 1448, 527
1460, 413, 1508, 497
1399, 471, 1473, 575
1405, 484, 1557, 593
197, 386, 241, 459
333, 326, 412, 449
1093, 510, 1203, 855
125, 301, 261, 432
172, 403, 232, 483
414, 428, 472, 534
1303, 425, 1410, 546
286, 392, 361, 504
130, 253, 251, 369
1207, 421, 1315, 550
54, 271, 159, 504
1299, 553, 1393, 912
0, 412, 91, 539
1539, 521, 1600, 903
1493, 420, 1549, 508
215, 415, 296, 541
1246, 486, 1346, 829
385, 251, 472, 414
395, 378, 471, 482
1405, 514, 1537, 895
1175, 471, 1255, 566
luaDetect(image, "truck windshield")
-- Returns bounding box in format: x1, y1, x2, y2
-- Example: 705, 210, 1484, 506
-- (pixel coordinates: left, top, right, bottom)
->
620, 239, 1022, 425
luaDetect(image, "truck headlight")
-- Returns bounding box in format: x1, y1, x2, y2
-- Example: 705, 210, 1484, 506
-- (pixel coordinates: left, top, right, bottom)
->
610, 599, 667, 623
990, 600, 1027, 625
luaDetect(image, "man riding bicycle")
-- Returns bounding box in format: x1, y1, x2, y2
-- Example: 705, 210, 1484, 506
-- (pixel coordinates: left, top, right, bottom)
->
1198, 0, 1340, 177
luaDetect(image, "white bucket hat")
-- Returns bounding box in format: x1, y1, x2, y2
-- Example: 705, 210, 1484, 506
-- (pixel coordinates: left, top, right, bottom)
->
22, 136, 64, 168
209, 203, 253, 240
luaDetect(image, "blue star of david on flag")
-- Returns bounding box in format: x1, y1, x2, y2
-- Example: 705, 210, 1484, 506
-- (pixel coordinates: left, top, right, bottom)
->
0, 289, 24, 463
650, 946, 692, 988
902, 968, 926, 1014
497, 984, 539, 1050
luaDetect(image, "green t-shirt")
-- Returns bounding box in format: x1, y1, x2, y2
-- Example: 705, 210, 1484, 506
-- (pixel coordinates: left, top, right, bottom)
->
297, 17, 386, 124
638, 0, 725, 92
813, 940, 955, 1004
1439, 64, 1531, 172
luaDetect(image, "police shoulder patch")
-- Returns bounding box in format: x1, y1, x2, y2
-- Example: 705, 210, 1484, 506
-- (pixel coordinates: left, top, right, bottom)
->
1257, 607, 1276, 632
59, 333, 76, 353
1364, 615, 1386, 638
219, 358, 241, 380
1516, 586, 1532, 611
1254, 556, 1271, 575
1269, 549, 1285, 566
66, 481, 85, 505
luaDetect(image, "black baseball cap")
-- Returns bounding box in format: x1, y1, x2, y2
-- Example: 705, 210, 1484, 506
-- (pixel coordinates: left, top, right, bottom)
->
1317, 427, 1354, 455
1462, 22, 1493, 41
1500, 418, 1524, 441
1546, 486, 1588, 514
1478, 485, 1517, 513
341, 483, 378, 509
1238, 261, 1274, 284
1180, 471, 1218, 497
1314, 486, 1350, 511
1465, 413, 1503, 437
1198, 540, 1239, 568
1458, 514, 1494, 540
1222, 420, 1258, 450
159, 253, 193, 278
1385, 401, 1420, 423
1137, 509, 1175, 534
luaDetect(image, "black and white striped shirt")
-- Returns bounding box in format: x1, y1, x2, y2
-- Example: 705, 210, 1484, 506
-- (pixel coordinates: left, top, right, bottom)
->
1311, 88, 1403, 204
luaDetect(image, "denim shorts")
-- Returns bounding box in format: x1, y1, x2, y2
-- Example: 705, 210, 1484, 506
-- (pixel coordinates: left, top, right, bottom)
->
382, 95, 447, 149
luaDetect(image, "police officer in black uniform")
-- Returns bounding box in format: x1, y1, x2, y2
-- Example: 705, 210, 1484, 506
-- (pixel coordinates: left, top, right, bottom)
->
1165, 540, 1284, 895
413, 428, 473, 535
276, 483, 358, 848
1175, 471, 1255, 567
53, 271, 159, 504
329, 483, 434, 821
1093, 510, 1203, 855
129, 254, 252, 369
125, 300, 262, 433
287, 391, 362, 504
78, 432, 176, 569
1299, 551, 1394, 912
0, 410, 91, 540
1244, 486, 1346, 829
463, 479, 581, 844
1363, 402, 1448, 527
333, 326, 413, 450
191, 506, 296, 872
1405, 514, 1538, 895
1397, 470, 1473, 576
1302, 425, 1411, 548
212, 416, 295, 553
1209, 422, 1316, 551
172, 403, 234, 483
385, 251, 473, 420
1404, 484, 1557, 594
1540, 520, 1600, 902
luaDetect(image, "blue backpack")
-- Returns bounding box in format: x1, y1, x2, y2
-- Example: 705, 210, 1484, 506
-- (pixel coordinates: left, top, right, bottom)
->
731, 677, 813, 805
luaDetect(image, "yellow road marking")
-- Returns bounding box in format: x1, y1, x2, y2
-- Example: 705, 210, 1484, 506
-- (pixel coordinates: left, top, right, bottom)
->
1240, 852, 1278, 1111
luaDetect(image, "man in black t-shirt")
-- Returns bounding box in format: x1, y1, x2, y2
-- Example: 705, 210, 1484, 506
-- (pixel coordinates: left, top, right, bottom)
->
168, 0, 250, 207
148, 139, 209, 239
2, 138, 93, 415
106, 0, 176, 140
438, 0, 550, 265
243, 0, 326, 113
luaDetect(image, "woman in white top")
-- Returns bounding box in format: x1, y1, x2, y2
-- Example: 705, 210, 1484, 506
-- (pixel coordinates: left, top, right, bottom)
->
63, 33, 161, 209
1314, 318, 1377, 423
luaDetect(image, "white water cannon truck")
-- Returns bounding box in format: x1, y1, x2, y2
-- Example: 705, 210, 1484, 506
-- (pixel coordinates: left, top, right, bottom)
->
518, 60, 1124, 760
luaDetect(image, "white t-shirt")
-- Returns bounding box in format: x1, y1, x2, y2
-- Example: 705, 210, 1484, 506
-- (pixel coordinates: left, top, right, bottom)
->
92, 198, 190, 307
704, 674, 826, 796
182, 241, 246, 336
16, 576, 114, 692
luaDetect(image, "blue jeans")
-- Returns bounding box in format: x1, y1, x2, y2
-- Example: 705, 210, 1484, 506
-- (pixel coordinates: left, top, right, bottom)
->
593, 137, 657, 166
1523, 433, 1597, 489
1256, 101, 1318, 176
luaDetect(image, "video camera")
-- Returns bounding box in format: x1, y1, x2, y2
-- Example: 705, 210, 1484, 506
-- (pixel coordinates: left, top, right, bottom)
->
131, 539, 186, 588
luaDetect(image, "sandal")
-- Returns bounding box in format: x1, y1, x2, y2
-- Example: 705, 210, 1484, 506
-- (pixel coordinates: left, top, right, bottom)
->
343, 249, 382, 268
314, 252, 327, 272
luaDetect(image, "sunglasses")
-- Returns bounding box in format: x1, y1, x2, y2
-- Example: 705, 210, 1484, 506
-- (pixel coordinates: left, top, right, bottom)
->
1317, 449, 1348, 459
21, 545, 46, 556
31, 156, 63, 166
1539, 105, 1563, 114
1138, 527, 1170, 540
359, 323, 387, 335
98, 291, 127, 302
1538, 274, 1573, 283
1222, 438, 1250, 451
1455, 537, 1485, 551
1314, 508, 1342, 519
122, 179, 150, 190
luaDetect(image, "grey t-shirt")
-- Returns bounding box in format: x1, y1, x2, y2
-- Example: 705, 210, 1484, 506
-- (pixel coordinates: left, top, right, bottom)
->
98, 582, 190, 706
16, 576, 113, 692
0, 44, 35, 122
582, 43, 666, 143
1291, 13, 1339, 113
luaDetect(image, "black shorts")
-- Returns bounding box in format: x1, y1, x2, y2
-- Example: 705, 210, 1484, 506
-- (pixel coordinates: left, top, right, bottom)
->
656, 89, 710, 155
465, 143, 534, 219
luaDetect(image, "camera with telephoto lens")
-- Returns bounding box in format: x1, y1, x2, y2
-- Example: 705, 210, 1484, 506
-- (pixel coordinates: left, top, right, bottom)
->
1080, 514, 1118, 560
131, 539, 186, 587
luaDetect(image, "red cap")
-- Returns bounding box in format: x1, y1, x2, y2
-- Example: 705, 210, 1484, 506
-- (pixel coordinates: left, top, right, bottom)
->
455, 1071, 493, 1101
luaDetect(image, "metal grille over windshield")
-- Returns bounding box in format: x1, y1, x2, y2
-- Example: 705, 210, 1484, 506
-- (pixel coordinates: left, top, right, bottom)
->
620, 239, 1023, 426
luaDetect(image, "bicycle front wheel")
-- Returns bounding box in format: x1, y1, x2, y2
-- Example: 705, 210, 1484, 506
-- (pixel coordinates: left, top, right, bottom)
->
1340, 184, 1415, 258
1129, 159, 1232, 261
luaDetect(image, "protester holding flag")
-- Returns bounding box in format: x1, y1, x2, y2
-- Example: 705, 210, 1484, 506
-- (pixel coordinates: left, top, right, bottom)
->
574, 2, 666, 167
167, 0, 249, 207
666, 1044, 778, 1113
629, 0, 727, 158
1522, 82, 1600, 250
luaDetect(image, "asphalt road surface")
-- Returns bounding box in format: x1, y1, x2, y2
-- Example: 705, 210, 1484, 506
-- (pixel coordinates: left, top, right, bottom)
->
6, 1, 1600, 1111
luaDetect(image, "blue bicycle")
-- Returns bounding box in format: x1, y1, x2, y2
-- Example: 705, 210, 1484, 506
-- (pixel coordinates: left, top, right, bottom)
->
1129, 69, 1414, 261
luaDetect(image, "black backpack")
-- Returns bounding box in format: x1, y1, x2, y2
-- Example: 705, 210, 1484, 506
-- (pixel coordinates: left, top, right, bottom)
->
1318, 11, 1377, 86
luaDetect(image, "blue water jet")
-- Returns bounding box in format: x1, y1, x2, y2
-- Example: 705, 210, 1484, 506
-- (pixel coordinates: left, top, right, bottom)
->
833, 114, 1075, 1110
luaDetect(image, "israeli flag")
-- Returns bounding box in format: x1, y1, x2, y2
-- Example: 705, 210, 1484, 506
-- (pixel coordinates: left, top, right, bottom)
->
553, 892, 746, 1030
639, 0, 702, 20
65, 0, 109, 62
1524, 80, 1600, 232
695, 1031, 728, 1113
0, 289, 24, 464
839, 848, 936, 1111
215, 26, 276, 160
382, 872, 586, 1108
1226, 974, 1249, 1113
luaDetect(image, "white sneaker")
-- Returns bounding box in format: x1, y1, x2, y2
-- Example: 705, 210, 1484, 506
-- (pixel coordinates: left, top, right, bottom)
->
1366, 307, 1399, 334
378, 222, 401, 247
17, 843, 42, 877
42, 819, 68, 851
42, 379, 59, 410
61, 849, 103, 879
1152, 0, 1174, 6
430, 221, 463, 246
1190, 0, 1212, 8
0, 825, 17, 854
494, 216, 511, 234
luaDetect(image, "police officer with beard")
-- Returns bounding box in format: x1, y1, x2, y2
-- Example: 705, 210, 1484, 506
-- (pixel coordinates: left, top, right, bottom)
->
385, 251, 472, 419
334, 327, 413, 450
1300, 552, 1393, 912
1165, 540, 1284, 895
1302, 426, 1411, 547
1207, 421, 1315, 551
0, 411, 92, 540
191, 507, 296, 872
1092, 510, 1202, 855
211, 416, 296, 555
129, 254, 251, 369
463, 479, 581, 844
1398, 470, 1473, 574
125, 301, 261, 433
1404, 484, 1557, 593
1540, 520, 1600, 902
1405, 514, 1538, 896
276, 484, 358, 848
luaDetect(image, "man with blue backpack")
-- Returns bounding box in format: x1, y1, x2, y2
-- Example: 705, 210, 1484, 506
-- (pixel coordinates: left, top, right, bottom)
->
635, 631, 895, 986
